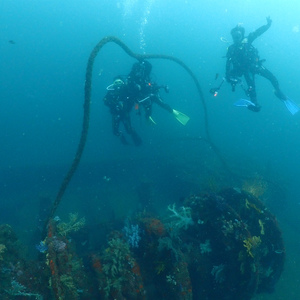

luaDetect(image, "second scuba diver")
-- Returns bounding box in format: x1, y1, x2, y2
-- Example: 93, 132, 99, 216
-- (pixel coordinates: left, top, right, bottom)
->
225, 17, 299, 114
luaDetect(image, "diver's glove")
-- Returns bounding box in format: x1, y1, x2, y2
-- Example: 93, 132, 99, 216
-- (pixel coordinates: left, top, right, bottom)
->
266, 16, 272, 27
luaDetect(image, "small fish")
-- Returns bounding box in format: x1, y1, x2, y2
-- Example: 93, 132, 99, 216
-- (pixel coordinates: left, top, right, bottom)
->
215, 73, 219, 80
9, 40, 16, 44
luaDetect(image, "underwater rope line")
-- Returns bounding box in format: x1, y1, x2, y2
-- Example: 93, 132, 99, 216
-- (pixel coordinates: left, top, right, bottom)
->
45, 36, 231, 232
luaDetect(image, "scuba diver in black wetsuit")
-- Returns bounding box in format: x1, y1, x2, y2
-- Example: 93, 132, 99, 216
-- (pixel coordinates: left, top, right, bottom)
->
127, 60, 190, 125
226, 17, 299, 114
103, 78, 142, 146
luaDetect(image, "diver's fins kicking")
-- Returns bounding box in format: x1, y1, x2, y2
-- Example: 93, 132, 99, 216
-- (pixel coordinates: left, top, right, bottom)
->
234, 97, 299, 115
283, 97, 300, 115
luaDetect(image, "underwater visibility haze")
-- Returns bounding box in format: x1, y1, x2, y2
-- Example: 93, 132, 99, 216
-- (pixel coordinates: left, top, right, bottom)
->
1, 0, 300, 299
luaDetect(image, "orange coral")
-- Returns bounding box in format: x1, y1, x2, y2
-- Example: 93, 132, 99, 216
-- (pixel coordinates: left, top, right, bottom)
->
92, 256, 102, 273
131, 261, 141, 276
143, 218, 166, 236
49, 259, 56, 276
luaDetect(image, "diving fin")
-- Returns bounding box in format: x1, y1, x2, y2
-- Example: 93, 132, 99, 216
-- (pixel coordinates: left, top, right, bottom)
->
172, 109, 190, 125
283, 97, 299, 115
234, 99, 256, 107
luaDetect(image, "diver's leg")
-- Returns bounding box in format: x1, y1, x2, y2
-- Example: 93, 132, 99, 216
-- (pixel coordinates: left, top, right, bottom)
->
113, 114, 128, 145
123, 113, 142, 146
244, 72, 261, 112
112, 114, 121, 136
122, 112, 133, 135
144, 103, 152, 120
142, 101, 156, 125
258, 66, 286, 100
153, 95, 173, 113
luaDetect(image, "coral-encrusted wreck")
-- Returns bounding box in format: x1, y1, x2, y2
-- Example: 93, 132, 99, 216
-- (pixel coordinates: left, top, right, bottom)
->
0, 188, 284, 299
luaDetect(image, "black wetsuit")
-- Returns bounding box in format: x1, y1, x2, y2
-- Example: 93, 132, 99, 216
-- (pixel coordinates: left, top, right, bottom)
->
127, 73, 173, 120
226, 23, 286, 107
103, 84, 142, 146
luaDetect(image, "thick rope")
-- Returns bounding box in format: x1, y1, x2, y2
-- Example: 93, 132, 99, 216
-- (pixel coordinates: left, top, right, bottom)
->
45, 36, 230, 232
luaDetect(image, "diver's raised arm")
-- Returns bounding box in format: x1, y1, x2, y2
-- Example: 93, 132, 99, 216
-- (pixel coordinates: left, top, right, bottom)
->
248, 17, 272, 43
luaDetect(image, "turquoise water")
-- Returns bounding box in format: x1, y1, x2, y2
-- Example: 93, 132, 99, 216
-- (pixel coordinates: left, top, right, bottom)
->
1, 0, 300, 298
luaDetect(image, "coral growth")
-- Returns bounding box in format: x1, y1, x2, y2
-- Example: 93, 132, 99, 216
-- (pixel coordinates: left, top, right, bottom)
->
60, 274, 78, 297
200, 239, 212, 254
0, 243, 6, 260
167, 204, 194, 229
123, 220, 141, 248
142, 217, 166, 237
242, 175, 267, 198
243, 236, 261, 258
56, 213, 86, 237
0, 187, 285, 300
211, 264, 225, 284
97, 237, 145, 299
45, 217, 91, 299
5, 280, 43, 299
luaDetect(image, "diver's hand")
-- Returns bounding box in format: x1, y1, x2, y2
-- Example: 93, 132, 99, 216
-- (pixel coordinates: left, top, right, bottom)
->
266, 16, 272, 26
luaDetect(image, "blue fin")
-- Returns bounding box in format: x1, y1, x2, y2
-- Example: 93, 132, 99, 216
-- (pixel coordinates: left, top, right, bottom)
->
234, 99, 255, 107
283, 97, 300, 115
